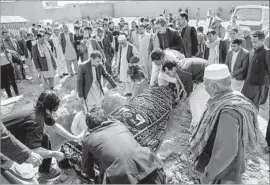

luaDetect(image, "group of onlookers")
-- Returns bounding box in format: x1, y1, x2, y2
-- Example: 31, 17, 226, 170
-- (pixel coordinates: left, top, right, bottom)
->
1, 8, 270, 185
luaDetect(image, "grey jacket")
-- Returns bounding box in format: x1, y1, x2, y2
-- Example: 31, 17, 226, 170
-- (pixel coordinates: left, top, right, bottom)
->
225, 48, 249, 81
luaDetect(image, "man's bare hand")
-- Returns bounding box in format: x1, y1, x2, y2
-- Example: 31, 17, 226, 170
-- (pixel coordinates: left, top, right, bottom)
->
53, 151, 65, 162
26, 152, 43, 167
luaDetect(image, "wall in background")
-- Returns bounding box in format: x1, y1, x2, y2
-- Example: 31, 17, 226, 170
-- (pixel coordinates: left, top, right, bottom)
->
0, 1, 48, 23
1, 1, 269, 24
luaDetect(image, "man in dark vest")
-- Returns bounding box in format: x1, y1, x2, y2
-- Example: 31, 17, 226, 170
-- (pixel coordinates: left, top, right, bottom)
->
115, 33, 139, 97
241, 31, 270, 109
155, 17, 186, 56
178, 12, 198, 58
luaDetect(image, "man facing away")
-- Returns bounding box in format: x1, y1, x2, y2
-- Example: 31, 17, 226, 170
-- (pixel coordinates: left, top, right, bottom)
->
189, 64, 259, 184
225, 38, 249, 91
178, 12, 198, 58
81, 108, 167, 184
241, 31, 270, 109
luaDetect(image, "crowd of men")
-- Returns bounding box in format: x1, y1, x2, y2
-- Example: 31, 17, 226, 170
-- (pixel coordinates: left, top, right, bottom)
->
1, 7, 270, 185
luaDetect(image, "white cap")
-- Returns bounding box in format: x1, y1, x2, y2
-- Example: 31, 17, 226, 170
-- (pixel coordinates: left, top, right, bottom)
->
204, 64, 230, 80
118, 34, 127, 41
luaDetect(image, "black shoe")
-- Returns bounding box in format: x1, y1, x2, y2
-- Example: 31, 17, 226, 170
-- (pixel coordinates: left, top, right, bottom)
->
124, 93, 132, 97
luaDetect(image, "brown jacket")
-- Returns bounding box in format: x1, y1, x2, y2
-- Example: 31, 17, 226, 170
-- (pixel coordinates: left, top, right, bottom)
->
225, 48, 249, 81
32, 43, 57, 71
77, 60, 117, 100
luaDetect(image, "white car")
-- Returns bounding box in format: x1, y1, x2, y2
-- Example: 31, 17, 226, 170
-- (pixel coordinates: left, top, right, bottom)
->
231, 5, 269, 32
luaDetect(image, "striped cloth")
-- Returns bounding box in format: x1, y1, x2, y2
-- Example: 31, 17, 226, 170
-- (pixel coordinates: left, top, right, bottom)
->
189, 90, 259, 163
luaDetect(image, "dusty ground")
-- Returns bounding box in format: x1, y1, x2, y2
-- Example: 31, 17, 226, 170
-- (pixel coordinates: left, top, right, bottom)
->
1, 74, 269, 184
1, 18, 269, 184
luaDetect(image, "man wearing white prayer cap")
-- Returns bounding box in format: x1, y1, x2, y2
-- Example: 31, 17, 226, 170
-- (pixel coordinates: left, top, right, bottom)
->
114, 33, 139, 96
189, 64, 260, 184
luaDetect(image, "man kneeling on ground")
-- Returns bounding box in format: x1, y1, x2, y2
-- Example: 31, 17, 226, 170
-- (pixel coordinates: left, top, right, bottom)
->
81, 108, 167, 184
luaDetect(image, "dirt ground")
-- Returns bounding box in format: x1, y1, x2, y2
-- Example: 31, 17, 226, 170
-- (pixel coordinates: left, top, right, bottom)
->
1, 73, 269, 184
1, 18, 269, 184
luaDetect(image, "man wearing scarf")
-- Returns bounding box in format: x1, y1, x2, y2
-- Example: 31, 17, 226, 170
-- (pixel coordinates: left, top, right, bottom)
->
204, 29, 227, 64
189, 64, 259, 184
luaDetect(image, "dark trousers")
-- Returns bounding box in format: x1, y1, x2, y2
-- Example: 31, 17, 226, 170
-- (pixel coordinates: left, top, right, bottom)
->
266, 118, 270, 146
14, 62, 26, 80
138, 168, 167, 184
104, 57, 113, 75
1, 64, 19, 97
39, 132, 52, 173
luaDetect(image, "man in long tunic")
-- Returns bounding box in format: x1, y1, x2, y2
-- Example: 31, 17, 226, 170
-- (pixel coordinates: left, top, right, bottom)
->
115, 34, 139, 97
241, 31, 270, 109
138, 23, 152, 80
51, 27, 68, 78
190, 64, 259, 184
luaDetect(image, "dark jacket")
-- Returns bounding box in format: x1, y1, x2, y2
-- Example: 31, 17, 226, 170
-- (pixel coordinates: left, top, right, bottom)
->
179, 25, 198, 57
178, 59, 208, 83
77, 60, 117, 100
82, 121, 163, 184
1, 103, 54, 150
157, 27, 186, 56
60, 32, 75, 54
246, 47, 270, 86
17, 38, 29, 58
74, 34, 83, 51
47, 39, 54, 53
176, 67, 193, 96
1, 122, 31, 170
204, 40, 228, 64
32, 43, 57, 71
26, 40, 33, 59
225, 48, 249, 81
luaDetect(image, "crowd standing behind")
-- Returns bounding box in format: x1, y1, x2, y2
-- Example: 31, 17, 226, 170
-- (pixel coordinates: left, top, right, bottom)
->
1, 6, 270, 184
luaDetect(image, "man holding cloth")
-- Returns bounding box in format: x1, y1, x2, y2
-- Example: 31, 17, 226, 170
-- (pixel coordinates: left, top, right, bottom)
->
115, 34, 139, 97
